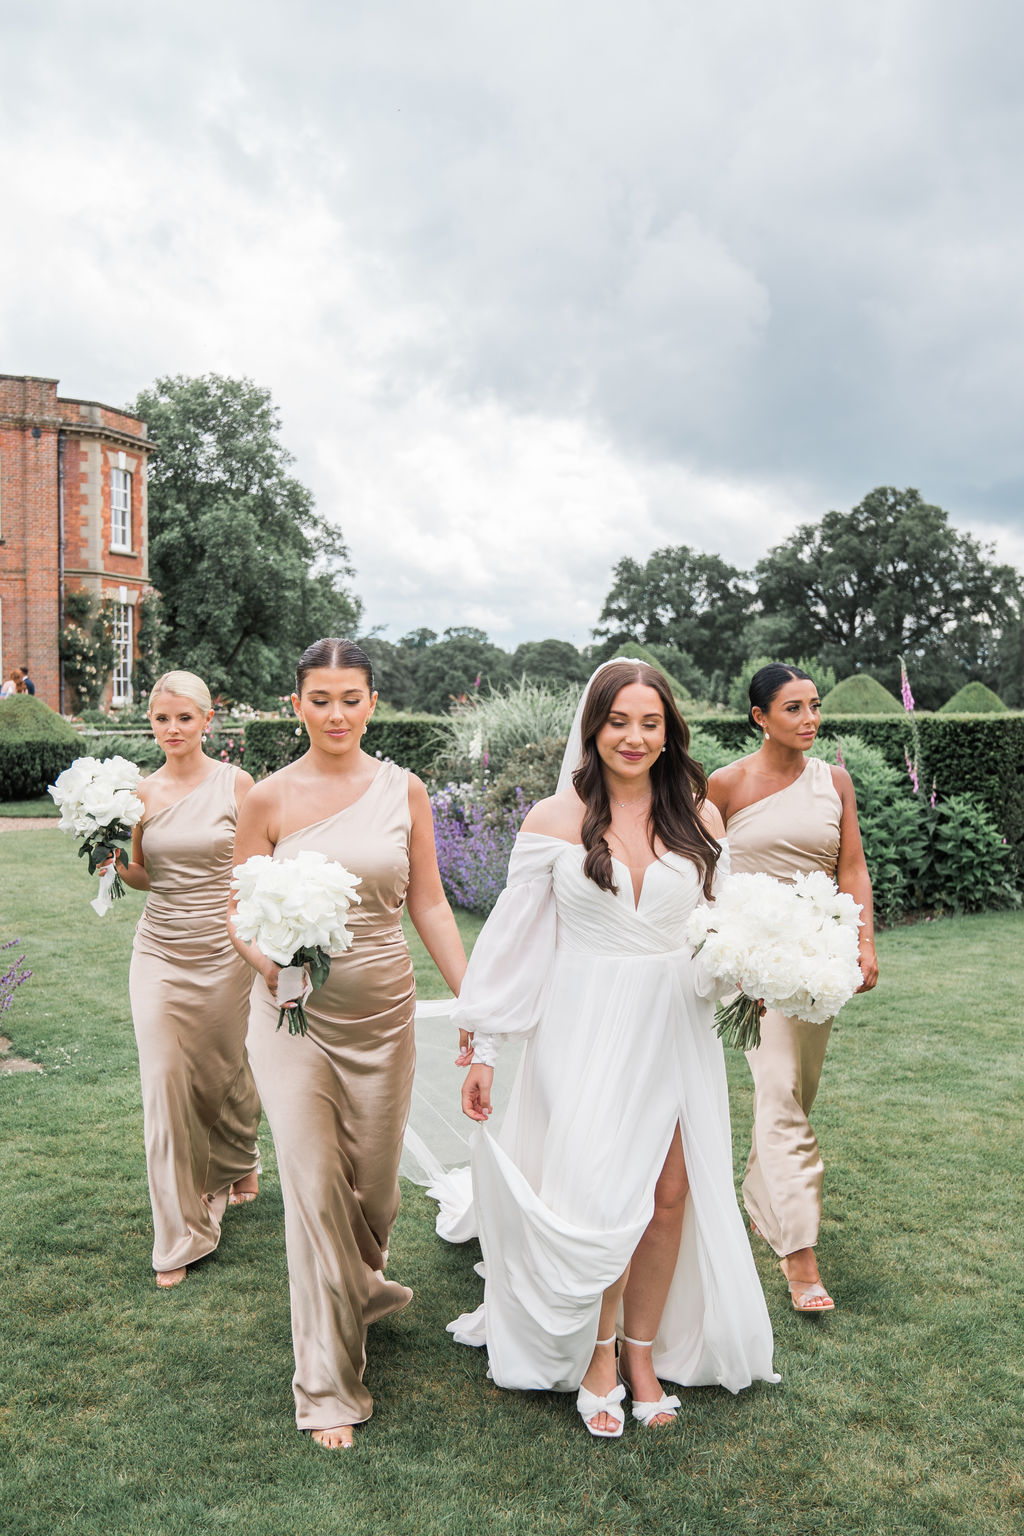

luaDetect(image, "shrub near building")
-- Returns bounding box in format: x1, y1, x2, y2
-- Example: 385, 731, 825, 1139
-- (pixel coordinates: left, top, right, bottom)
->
0, 695, 80, 799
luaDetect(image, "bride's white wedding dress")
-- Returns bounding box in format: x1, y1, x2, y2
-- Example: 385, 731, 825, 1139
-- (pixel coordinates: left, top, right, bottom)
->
427, 831, 779, 1397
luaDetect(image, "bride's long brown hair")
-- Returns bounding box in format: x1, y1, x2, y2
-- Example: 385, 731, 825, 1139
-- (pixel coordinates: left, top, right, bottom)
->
573, 661, 720, 899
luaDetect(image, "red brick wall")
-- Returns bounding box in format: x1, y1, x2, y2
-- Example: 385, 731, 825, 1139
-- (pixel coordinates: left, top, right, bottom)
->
0, 377, 62, 706
0, 374, 151, 714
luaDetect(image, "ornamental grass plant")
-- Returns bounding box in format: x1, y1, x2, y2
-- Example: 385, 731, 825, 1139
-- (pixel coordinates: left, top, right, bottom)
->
1, 828, 1021, 1536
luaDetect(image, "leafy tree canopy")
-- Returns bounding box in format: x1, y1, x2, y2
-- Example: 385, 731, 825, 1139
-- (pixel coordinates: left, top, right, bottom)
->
594, 545, 752, 682
134, 374, 361, 704
509, 639, 592, 690
754, 487, 1023, 710
403, 629, 514, 715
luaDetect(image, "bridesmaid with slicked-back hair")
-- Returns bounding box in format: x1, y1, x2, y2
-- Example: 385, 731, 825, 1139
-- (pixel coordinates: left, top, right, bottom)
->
229, 638, 467, 1450
708, 664, 878, 1315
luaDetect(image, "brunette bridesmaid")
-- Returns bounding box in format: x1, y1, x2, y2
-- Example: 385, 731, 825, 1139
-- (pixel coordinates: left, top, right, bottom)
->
707, 664, 878, 1313
228, 638, 467, 1450
114, 670, 262, 1287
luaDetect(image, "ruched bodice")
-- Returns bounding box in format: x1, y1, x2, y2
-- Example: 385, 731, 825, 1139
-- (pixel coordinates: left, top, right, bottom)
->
135, 761, 240, 958
552, 844, 704, 956
726, 756, 841, 883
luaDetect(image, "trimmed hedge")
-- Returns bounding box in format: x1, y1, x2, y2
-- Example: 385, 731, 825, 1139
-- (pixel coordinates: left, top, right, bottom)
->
244, 714, 443, 778
820, 675, 903, 714
939, 682, 1007, 713
0, 695, 81, 799
692, 712, 1024, 881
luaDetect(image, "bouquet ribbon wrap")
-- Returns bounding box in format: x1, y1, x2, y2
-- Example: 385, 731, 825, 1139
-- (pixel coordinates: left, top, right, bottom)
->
90, 863, 121, 918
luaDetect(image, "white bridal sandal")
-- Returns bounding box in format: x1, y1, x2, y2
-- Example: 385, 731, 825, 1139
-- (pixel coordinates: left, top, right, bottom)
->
620, 1336, 681, 1428
576, 1336, 627, 1439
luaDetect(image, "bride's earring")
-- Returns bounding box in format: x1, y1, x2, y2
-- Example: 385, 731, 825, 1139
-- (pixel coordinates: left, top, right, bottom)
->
763, 730, 770, 742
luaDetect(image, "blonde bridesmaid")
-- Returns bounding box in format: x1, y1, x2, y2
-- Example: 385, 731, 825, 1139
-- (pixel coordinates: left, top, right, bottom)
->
113, 670, 262, 1288
228, 638, 467, 1450
707, 664, 878, 1313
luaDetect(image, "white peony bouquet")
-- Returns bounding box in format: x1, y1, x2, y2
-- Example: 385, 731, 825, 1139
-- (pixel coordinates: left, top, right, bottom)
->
48, 756, 146, 916
686, 870, 863, 1051
231, 850, 362, 1035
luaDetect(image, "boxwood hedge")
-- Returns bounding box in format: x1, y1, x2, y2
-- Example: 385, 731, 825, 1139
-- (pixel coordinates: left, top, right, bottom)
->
0, 696, 81, 799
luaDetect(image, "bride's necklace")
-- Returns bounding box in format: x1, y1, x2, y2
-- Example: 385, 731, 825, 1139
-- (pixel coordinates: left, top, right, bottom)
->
611, 793, 651, 811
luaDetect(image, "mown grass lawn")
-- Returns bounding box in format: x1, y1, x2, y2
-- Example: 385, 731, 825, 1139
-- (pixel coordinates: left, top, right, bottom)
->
1, 828, 1021, 1536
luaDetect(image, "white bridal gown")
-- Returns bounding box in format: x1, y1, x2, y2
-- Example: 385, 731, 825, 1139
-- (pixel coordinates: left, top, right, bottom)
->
428, 831, 779, 1396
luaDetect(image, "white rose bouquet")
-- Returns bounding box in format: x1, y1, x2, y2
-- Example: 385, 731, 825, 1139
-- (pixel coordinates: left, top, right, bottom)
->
48, 756, 146, 916
685, 870, 863, 1051
230, 850, 362, 1035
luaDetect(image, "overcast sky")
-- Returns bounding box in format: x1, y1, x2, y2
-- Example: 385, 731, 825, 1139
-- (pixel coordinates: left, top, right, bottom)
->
3, 0, 1023, 647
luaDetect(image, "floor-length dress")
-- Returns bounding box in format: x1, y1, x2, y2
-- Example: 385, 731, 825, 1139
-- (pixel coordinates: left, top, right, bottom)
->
129, 762, 261, 1272
725, 756, 843, 1257
431, 832, 778, 1396
245, 761, 417, 1430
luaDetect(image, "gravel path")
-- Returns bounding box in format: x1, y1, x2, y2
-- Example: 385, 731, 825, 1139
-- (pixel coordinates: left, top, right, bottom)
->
0, 818, 56, 832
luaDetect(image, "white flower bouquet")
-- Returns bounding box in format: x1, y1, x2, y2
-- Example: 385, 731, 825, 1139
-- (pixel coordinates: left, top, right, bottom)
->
685, 870, 863, 1051
231, 850, 362, 1035
48, 756, 146, 916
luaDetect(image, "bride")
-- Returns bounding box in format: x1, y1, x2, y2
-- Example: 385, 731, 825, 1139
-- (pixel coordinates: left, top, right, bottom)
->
436, 659, 778, 1438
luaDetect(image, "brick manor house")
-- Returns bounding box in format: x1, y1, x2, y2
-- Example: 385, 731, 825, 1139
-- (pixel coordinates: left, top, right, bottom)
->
0, 373, 153, 712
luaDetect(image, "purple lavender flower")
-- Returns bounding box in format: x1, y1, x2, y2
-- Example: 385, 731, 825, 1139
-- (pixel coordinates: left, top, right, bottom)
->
835, 742, 846, 769
0, 939, 32, 1019
430, 784, 534, 914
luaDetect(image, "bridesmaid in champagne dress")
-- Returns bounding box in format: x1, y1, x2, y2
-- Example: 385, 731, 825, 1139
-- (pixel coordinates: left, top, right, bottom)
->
708, 664, 878, 1314
114, 670, 262, 1288
229, 638, 467, 1450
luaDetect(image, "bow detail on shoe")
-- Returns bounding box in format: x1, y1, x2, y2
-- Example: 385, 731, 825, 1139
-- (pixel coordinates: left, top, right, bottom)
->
576, 1381, 627, 1439
631, 1392, 681, 1427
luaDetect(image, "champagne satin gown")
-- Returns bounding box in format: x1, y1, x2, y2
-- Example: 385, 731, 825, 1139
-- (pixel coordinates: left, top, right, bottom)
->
129, 762, 261, 1272
725, 756, 843, 1258
245, 761, 416, 1431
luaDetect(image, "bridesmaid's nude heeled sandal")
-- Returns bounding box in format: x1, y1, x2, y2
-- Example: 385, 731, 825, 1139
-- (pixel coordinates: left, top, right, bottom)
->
780, 1259, 835, 1313
618, 1336, 680, 1428
576, 1336, 626, 1439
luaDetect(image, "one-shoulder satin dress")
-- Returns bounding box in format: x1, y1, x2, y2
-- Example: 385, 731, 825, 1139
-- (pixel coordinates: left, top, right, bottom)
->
725, 755, 843, 1257
245, 761, 417, 1431
129, 761, 261, 1272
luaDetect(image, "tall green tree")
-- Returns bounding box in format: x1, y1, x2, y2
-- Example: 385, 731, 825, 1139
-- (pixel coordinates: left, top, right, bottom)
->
594, 546, 752, 682
133, 374, 361, 703
400, 628, 513, 714
510, 638, 590, 689
755, 487, 1023, 709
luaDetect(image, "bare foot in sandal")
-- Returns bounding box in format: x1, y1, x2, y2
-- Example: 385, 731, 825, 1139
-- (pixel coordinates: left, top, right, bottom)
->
780, 1249, 835, 1313
229, 1171, 259, 1206
311, 1425, 354, 1449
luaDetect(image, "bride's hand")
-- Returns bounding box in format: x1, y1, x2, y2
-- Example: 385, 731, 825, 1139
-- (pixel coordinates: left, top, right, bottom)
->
462, 1064, 493, 1122
455, 1030, 474, 1067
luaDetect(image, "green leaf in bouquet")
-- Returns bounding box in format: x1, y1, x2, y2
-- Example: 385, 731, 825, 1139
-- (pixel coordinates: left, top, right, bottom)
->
294, 945, 332, 992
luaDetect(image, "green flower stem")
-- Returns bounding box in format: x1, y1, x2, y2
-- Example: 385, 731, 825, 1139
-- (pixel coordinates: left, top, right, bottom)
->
713, 993, 764, 1052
